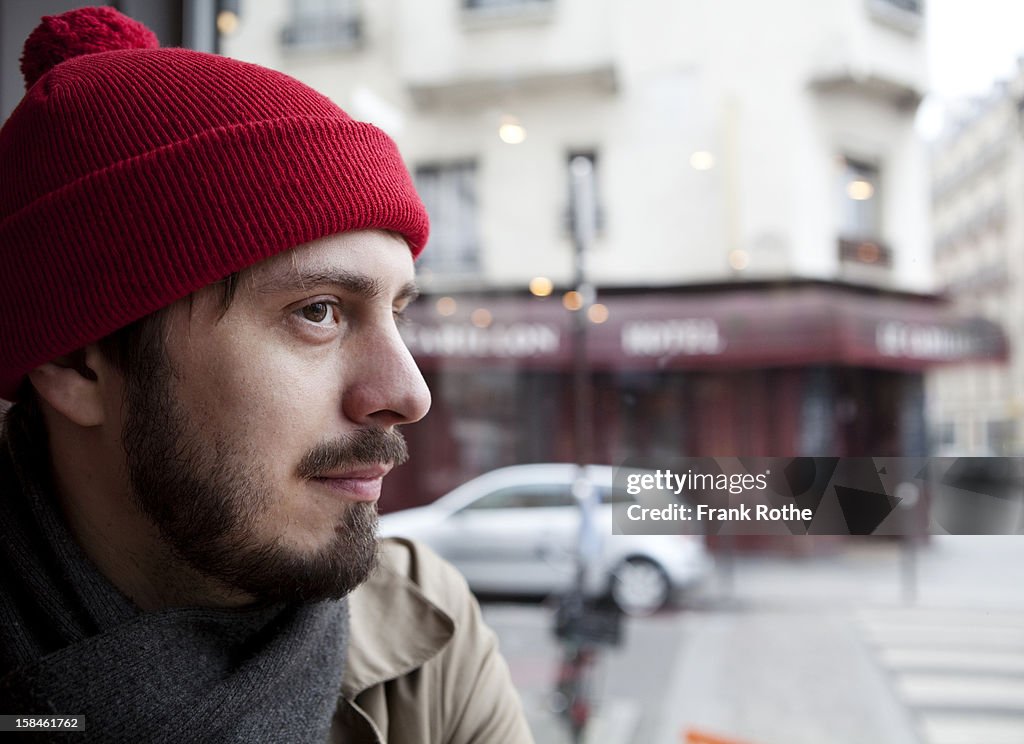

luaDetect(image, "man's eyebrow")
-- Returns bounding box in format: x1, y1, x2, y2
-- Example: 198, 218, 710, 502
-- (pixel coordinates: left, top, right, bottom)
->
253, 268, 419, 303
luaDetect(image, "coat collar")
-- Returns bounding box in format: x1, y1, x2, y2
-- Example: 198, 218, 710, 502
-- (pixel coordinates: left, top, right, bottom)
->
341, 542, 454, 698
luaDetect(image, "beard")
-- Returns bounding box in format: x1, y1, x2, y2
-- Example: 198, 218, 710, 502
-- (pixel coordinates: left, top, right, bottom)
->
120, 342, 408, 604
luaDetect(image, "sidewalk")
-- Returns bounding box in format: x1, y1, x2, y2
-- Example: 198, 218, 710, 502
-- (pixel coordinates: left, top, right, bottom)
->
650, 608, 922, 744
488, 536, 1024, 744
651, 536, 1024, 744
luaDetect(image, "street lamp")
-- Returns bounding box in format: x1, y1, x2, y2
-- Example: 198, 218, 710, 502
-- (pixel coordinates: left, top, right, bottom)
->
568, 154, 599, 594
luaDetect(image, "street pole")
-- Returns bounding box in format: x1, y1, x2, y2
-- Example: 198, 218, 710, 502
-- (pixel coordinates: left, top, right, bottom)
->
569, 155, 598, 595
560, 154, 600, 744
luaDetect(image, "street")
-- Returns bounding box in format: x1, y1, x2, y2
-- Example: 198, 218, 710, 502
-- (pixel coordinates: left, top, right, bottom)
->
483, 537, 1024, 744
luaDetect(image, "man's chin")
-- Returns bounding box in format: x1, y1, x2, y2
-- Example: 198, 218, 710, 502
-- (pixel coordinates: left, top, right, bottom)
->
172, 506, 382, 604
223, 536, 380, 604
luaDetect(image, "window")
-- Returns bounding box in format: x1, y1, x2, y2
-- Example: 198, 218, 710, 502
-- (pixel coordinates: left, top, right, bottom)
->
598, 486, 630, 505
464, 484, 576, 510
935, 421, 956, 450
464, 0, 553, 12
837, 156, 892, 267
867, 0, 924, 33
414, 161, 481, 276
281, 0, 361, 50
461, 0, 555, 28
839, 157, 881, 239
874, 0, 922, 14
986, 419, 1016, 456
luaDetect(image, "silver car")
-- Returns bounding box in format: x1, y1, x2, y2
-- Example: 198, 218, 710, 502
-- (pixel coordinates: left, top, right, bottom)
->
378, 463, 711, 615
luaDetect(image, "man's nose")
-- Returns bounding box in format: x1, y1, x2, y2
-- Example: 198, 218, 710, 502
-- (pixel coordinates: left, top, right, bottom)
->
342, 322, 431, 428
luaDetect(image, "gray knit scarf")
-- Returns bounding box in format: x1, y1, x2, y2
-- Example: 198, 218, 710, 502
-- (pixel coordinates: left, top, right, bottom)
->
0, 430, 349, 743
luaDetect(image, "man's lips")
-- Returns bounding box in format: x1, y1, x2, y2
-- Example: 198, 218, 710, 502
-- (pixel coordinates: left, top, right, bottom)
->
311, 465, 393, 502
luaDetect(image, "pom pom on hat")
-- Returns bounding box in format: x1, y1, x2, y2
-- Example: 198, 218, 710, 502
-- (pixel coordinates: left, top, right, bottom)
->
20, 6, 159, 89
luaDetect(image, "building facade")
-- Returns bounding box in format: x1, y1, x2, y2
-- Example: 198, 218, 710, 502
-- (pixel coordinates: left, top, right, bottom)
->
218, 0, 1010, 509
0, 1, 1007, 508
928, 61, 1024, 455
225, 0, 934, 290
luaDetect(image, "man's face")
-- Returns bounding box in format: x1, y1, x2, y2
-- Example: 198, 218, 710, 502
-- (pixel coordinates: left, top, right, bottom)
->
120, 230, 431, 603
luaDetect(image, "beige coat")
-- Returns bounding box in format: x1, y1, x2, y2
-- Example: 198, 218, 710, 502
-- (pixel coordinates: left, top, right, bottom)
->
330, 538, 536, 743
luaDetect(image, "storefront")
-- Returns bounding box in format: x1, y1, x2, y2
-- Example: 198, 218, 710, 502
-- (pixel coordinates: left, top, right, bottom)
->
383, 281, 1007, 512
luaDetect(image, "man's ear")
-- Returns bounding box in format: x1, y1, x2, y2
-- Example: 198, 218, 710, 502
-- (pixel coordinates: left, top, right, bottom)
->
27, 345, 112, 427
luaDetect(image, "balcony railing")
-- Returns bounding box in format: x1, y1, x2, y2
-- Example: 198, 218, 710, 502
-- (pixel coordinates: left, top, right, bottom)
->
876, 0, 922, 13
839, 237, 893, 268
281, 14, 362, 50
464, 0, 553, 12
866, 0, 924, 33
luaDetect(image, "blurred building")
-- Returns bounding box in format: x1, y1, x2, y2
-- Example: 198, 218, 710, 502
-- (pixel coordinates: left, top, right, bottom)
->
217, 0, 1008, 507
1, 1, 1005, 507
928, 62, 1024, 456
224, 0, 936, 288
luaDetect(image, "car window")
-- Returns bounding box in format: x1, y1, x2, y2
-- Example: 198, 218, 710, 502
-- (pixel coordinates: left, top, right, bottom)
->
598, 485, 633, 504
463, 484, 576, 510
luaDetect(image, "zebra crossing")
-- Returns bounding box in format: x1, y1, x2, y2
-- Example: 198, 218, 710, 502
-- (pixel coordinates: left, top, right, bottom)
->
858, 607, 1024, 744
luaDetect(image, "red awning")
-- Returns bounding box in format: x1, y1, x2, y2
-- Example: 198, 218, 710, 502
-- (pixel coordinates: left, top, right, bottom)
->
402, 285, 1008, 372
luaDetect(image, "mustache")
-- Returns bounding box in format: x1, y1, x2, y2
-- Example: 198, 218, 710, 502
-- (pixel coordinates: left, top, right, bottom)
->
296, 428, 409, 479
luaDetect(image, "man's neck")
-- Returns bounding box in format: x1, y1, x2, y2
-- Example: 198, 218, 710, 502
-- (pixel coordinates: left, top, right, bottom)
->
44, 426, 254, 611
54, 478, 250, 610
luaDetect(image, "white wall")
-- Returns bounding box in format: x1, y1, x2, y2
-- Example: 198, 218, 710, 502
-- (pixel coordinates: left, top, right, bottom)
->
224, 0, 930, 291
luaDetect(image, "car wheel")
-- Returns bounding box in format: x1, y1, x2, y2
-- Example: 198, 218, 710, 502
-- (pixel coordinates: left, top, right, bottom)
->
609, 557, 670, 616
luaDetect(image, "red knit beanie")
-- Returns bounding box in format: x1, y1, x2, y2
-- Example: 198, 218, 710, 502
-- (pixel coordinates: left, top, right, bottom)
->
0, 7, 429, 401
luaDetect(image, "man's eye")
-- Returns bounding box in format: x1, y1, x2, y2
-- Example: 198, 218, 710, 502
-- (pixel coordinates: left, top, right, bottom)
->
299, 302, 335, 326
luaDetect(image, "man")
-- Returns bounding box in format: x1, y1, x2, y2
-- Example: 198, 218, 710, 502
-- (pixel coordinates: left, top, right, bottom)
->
0, 7, 533, 742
